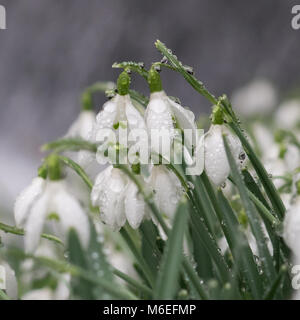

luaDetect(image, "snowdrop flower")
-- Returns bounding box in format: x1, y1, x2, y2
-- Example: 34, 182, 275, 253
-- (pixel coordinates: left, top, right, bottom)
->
145, 68, 196, 160
90, 71, 146, 164
91, 166, 147, 230
147, 165, 182, 221
231, 79, 277, 117
275, 99, 300, 130
14, 155, 90, 252
204, 107, 247, 186
65, 102, 96, 167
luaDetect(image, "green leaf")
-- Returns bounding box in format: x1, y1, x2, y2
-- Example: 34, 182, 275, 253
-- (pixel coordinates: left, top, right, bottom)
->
263, 264, 289, 300
155, 40, 217, 105
217, 190, 264, 299
140, 220, 162, 277
223, 135, 277, 284
112, 61, 148, 79
154, 200, 189, 299
120, 227, 155, 288
229, 122, 286, 220
67, 228, 95, 299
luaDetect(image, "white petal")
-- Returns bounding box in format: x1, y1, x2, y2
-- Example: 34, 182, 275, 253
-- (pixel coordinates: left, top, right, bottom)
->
124, 95, 146, 130
51, 188, 90, 248
66, 110, 96, 140
24, 192, 50, 253
224, 126, 247, 168
92, 167, 127, 230
145, 92, 174, 158
167, 96, 196, 149
145, 91, 174, 131
14, 177, 46, 227
91, 166, 113, 206
90, 98, 118, 141
283, 198, 300, 265
204, 125, 230, 186
125, 182, 145, 229
149, 166, 182, 219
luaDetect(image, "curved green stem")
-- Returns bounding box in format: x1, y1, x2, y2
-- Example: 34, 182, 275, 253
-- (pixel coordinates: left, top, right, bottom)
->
42, 138, 97, 154
58, 155, 93, 190
0, 222, 63, 246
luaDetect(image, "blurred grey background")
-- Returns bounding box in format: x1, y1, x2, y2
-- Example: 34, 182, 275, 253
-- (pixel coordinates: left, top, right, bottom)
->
0, 0, 300, 204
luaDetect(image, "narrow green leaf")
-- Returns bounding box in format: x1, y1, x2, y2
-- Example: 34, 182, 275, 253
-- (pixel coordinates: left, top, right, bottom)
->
140, 220, 162, 277
154, 200, 189, 299
120, 227, 155, 288
217, 190, 264, 299
223, 135, 277, 283
264, 264, 289, 300
229, 122, 286, 220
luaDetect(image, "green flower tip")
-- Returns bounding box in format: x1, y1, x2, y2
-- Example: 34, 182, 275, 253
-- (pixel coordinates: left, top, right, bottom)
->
131, 163, 141, 175
148, 67, 162, 93
211, 104, 224, 125
47, 154, 62, 181
117, 70, 131, 96
38, 164, 48, 179
81, 91, 93, 111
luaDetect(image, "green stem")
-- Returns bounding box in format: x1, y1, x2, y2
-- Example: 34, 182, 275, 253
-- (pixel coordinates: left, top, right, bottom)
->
0, 222, 63, 246
118, 165, 209, 299
58, 155, 93, 190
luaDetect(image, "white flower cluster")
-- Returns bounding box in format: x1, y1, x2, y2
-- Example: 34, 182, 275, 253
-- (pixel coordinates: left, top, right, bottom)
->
14, 69, 247, 251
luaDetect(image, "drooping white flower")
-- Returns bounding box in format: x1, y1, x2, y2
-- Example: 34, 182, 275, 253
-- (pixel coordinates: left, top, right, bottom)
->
145, 90, 196, 159
14, 176, 46, 227
91, 166, 146, 230
275, 99, 300, 130
22, 179, 90, 252
67, 110, 96, 140
91, 94, 146, 143
204, 124, 247, 186
231, 79, 277, 117
66, 110, 96, 167
147, 165, 182, 220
